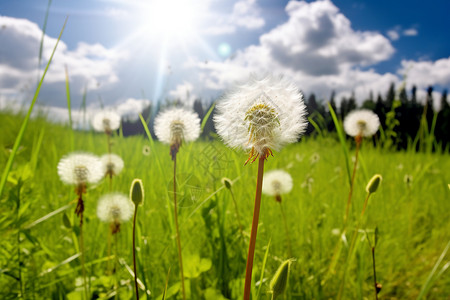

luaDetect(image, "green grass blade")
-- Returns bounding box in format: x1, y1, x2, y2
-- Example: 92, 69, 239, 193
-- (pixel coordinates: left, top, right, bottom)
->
201, 102, 215, 133
308, 116, 323, 137
327, 102, 351, 185
30, 128, 45, 173
417, 239, 450, 300
24, 204, 72, 229
64, 65, 72, 129
38, 0, 52, 73
256, 239, 271, 300
0, 17, 67, 197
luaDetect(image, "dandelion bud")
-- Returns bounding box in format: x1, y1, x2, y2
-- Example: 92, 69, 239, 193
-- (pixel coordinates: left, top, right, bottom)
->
269, 259, 295, 300
221, 177, 233, 190
366, 174, 382, 194
130, 179, 144, 206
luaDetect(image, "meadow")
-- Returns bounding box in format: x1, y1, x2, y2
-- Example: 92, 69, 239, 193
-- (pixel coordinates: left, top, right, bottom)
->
0, 110, 449, 299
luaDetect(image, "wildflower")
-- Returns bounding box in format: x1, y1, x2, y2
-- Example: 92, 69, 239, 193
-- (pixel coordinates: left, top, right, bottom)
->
100, 153, 124, 178
97, 193, 134, 234
214, 74, 308, 164
262, 170, 293, 202
92, 111, 121, 134
142, 145, 151, 156
57, 152, 103, 187
344, 109, 380, 138
154, 107, 201, 160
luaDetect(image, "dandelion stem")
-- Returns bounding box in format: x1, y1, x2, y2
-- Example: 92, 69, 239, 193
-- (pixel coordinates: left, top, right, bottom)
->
278, 201, 292, 257
75, 190, 89, 300
243, 156, 265, 300
79, 213, 88, 300
344, 135, 361, 225
173, 153, 186, 300
371, 247, 379, 300
337, 192, 371, 300
114, 232, 119, 300
132, 203, 139, 300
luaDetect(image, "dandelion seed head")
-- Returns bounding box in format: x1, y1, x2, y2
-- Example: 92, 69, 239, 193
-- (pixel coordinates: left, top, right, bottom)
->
100, 153, 124, 177
214, 74, 308, 162
262, 169, 293, 197
92, 111, 121, 133
57, 152, 103, 185
154, 108, 201, 146
344, 109, 380, 137
97, 193, 134, 224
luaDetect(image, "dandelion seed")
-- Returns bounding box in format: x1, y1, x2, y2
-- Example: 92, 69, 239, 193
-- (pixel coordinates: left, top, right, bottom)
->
154, 107, 201, 160
262, 170, 293, 202
344, 109, 380, 138
97, 193, 134, 234
100, 153, 124, 178
92, 111, 121, 134
214, 74, 308, 164
57, 152, 103, 186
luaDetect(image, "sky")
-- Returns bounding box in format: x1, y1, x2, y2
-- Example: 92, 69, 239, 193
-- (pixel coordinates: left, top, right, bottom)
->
1, 0, 450, 124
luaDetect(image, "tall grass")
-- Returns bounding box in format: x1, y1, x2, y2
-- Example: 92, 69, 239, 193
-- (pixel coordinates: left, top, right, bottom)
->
0, 110, 449, 298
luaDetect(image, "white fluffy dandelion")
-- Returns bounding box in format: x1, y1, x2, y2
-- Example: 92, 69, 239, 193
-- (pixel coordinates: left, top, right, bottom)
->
100, 153, 124, 177
92, 111, 121, 133
343, 109, 380, 138
97, 193, 134, 224
262, 170, 293, 199
214, 74, 308, 163
57, 152, 103, 186
154, 107, 201, 146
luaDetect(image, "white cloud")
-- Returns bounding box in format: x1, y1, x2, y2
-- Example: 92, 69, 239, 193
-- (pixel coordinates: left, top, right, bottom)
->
399, 57, 450, 89
169, 82, 198, 105
0, 15, 125, 104
115, 98, 151, 121
387, 29, 400, 41
403, 28, 418, 36
387, 26, 418, 41
204, 0, 265, 35
173, 0, 399, 103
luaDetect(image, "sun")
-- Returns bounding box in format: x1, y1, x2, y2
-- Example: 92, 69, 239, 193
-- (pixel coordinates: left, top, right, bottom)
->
136, 0, 201, 41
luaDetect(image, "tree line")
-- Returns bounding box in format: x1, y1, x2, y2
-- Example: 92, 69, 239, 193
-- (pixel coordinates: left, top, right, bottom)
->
122, 83, 450, 152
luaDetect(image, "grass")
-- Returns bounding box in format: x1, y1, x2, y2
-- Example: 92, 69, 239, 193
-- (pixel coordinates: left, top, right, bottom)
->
0, 111, 449, 299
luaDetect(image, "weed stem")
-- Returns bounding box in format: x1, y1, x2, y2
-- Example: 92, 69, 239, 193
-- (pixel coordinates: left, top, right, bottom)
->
173, 154, 186, 300
243, 156, 265, 300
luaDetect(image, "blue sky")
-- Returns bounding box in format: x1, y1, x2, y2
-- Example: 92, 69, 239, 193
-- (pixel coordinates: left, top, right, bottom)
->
1, 0, 449, 123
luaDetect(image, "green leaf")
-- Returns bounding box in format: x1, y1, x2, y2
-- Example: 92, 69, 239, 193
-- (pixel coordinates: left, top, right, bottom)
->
184, 253, 212, 278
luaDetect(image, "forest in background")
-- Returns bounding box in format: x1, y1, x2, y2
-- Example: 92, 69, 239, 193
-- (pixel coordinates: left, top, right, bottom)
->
121, 83, 450, 152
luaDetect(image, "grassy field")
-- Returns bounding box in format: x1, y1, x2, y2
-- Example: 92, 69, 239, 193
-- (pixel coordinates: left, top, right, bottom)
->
0, 111, 449, 299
